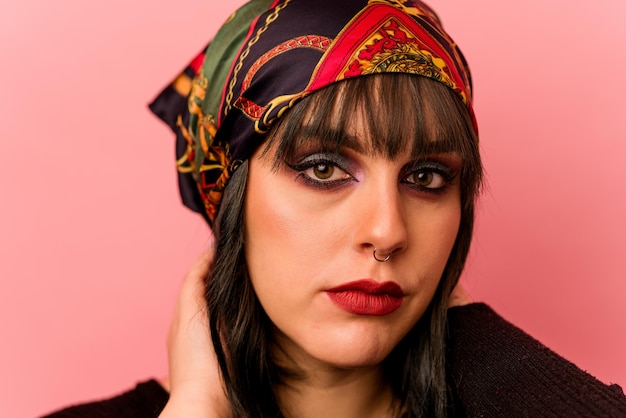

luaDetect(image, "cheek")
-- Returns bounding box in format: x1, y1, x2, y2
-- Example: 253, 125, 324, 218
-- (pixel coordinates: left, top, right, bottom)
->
406, 195, 462, 279
398, 199, 461, 325
409, 186, 461, 233
244, 156, 358, 275
243, 162, 328, 289
426, 204, 461, 256
432, 206, 461, 272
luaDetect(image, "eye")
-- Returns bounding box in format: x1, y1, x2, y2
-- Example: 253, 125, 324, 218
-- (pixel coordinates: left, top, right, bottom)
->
404, 169, 446, 189
401, 160, 456, 193
305, 163, 348, 181
286, 153, 354, 189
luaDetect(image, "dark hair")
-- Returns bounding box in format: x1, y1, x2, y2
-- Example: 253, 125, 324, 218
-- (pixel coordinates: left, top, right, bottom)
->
207, 74, 482, 418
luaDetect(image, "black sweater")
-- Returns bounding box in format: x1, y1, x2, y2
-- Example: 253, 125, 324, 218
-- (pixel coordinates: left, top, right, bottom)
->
43, 303, 626, 417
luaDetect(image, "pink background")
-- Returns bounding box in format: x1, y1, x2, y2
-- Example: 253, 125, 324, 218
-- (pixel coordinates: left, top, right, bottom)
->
1, 0, 625, 416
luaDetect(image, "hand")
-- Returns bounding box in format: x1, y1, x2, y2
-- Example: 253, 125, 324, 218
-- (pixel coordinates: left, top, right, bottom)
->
158, 249, 229, 417
448, 282, 473, 308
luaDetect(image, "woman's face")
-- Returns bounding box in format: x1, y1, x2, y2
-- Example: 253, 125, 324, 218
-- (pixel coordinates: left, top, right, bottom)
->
244, 114, 462, 371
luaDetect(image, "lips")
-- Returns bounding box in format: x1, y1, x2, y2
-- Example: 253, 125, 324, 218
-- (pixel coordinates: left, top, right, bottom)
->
326, 279, 404, 316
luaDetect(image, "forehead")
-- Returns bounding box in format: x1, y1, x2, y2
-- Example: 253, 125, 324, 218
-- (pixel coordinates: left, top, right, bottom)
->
296, 120, 458, 156
302, 86, 460, 154
266, 74, 474, 162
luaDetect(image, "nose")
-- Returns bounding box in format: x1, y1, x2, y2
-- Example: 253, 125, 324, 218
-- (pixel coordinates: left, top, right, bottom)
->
352, 177, 409, 260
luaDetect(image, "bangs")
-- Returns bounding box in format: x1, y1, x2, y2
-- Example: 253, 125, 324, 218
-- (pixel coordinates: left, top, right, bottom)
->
262, 73, 482, 199
264, 73, 477, 157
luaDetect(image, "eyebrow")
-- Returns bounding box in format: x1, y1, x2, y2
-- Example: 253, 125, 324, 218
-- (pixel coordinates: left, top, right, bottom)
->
297, 125, 365, 153
411, 139, 459, 156
297, 124, 460, 158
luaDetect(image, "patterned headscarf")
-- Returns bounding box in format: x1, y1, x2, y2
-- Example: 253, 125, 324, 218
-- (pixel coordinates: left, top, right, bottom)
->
150, 0, 476, 225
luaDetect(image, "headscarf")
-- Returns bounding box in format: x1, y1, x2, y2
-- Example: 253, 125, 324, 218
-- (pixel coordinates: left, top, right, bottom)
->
150, 0, 476, 225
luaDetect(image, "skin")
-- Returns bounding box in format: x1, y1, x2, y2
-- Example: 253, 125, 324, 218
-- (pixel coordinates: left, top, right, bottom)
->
158, 249, 230, 418
159, 98, 472, 416
158, 254, 472, 418
159, 242, 471, 418
243, 120, 462, 416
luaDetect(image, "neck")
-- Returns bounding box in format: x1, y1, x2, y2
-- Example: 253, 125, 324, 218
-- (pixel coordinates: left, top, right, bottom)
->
276, 364, 399, 418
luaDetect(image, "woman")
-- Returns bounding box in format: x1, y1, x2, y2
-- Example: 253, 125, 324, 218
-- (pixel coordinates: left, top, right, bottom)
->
45, 0, 626, 416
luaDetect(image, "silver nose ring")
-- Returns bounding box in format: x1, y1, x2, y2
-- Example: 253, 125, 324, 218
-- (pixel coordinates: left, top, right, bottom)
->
373, 248, 391, 262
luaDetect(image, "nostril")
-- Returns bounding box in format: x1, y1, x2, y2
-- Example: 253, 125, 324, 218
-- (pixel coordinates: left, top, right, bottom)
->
373, 248, 392, 262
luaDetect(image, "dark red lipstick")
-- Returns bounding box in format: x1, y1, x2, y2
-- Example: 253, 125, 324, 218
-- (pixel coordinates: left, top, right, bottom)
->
326, 279, 404, 316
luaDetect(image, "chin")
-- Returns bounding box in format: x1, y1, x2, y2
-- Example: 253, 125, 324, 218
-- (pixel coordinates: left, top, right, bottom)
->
325, 351, 392, 369
299, 328, 405, 370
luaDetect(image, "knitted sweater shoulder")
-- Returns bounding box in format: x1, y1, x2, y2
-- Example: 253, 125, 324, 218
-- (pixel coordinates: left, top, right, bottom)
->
446, 303, 626, 417
42, 379, 168, 418
43, 303, 626, 417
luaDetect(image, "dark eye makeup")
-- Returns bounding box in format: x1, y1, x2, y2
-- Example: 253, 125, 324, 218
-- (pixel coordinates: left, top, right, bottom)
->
400, 159, 458, 194
285, 151, 458, 194
285, 153, 355, 190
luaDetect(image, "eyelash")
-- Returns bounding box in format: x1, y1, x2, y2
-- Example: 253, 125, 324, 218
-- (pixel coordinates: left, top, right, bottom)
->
286, 154, 457, 193
286, 154, 354, 190
401, 160, 457, 195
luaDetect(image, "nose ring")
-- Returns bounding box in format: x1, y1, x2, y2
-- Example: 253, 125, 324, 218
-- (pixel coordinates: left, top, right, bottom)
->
373, 248, 392, 262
